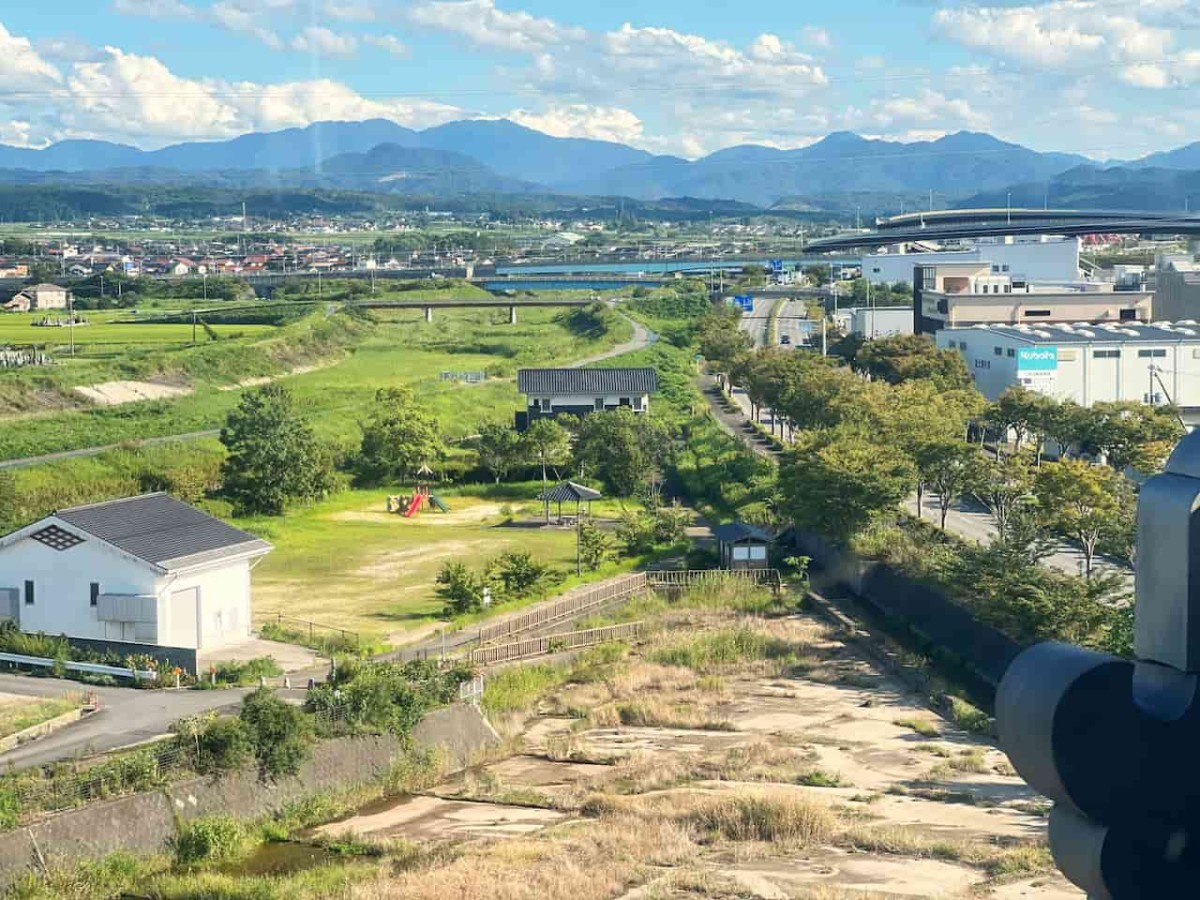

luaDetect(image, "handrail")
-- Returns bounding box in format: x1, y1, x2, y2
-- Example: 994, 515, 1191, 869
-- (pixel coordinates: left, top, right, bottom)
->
467, 622, 644, 666
0, 651, 158, 682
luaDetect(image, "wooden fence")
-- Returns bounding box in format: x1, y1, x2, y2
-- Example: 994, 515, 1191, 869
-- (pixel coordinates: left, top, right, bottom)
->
646, 568, 782, 593
466, 622, 645, 667
475, 573, 649, 645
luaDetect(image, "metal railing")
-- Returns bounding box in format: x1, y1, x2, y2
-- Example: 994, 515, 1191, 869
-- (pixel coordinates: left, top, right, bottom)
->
272, 613, 360, 649
0, 651, 158, 682
466, 622, 645, 667
647, 568, 782, 592
475, 573, 648, 645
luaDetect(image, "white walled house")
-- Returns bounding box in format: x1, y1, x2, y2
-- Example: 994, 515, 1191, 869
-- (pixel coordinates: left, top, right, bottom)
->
0, 494, 271, 652
516, 368, 659, 430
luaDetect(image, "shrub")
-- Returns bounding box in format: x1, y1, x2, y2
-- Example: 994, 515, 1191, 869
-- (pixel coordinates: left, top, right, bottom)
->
688, 794, 835, 845
195, 717, 255, 776
435, 561, 487, 616
174, 815, 246, 866
239, 688, 311, 779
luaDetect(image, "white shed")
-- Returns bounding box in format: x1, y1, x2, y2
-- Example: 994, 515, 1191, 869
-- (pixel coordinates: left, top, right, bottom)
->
0, 493, 272, 652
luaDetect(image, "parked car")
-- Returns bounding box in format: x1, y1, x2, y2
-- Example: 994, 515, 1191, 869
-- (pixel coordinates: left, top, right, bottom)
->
780, 334, 791, 345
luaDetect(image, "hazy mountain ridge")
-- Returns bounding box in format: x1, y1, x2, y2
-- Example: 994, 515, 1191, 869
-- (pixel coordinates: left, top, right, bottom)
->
0, 119, 1198, 208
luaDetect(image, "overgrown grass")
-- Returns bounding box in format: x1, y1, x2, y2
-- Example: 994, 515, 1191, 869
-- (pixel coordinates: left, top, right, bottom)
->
0, 696, 80, 738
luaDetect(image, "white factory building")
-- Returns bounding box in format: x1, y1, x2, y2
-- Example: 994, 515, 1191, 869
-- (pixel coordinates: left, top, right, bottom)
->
863, 236, 1080, 286
831, 306, 914, 338
937, 322, 1200, 415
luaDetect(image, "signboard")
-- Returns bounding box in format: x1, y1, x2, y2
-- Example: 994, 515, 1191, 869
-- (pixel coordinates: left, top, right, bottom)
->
768, 259, 784, 274
1017, 346, 1057, 393
1016, 347, 1058, 372
733, 294, 754, 311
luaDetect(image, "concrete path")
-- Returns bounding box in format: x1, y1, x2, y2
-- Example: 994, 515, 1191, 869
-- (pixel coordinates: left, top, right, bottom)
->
567, 310, 657, 368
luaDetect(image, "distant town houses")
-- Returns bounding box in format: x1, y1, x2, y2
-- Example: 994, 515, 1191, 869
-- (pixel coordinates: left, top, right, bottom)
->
2, 283, 71, 313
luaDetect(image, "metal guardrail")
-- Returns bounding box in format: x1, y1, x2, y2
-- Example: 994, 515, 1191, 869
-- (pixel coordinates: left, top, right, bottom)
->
475, 573, 649, 645
647, 568, 783, 592
0, 651, 158, 682
466, 622, 645, 666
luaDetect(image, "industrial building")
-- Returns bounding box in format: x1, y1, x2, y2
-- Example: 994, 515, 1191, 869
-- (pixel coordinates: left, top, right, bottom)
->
862, 236, 1080, 286
831, 306, 913, 338
1152, 255, 1200, 321
913, 261, 1152, 335
936, 322, 1200, 415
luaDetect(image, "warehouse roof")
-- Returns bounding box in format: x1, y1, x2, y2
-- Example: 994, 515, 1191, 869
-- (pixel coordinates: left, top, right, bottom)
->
50, 493, 272, 571
946, 322, 1200, 346
517, 368, 658, 396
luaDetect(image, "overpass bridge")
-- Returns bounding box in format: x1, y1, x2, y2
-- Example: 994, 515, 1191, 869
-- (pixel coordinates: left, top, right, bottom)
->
807, 215, 1200, 253
874, 208, 1182, 230
354, 297, 595, 323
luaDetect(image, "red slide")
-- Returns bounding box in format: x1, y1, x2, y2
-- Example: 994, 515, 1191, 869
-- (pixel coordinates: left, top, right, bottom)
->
402, 494, 423, 517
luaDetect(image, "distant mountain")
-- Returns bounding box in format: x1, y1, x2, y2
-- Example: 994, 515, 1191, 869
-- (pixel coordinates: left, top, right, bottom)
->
964, 165, 1200, 212
567, 132, 1091, 206
3, 120, 1200, 207
314, 143, 537, 195
417, 119, 654, 187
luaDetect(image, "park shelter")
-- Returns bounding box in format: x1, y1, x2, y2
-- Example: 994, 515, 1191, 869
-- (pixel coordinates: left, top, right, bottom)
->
712, 521, 773, 570
537, 481, 602, 523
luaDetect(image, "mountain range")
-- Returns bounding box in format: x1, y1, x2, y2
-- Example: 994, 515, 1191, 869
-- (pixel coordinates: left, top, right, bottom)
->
2, 118, 1200, 210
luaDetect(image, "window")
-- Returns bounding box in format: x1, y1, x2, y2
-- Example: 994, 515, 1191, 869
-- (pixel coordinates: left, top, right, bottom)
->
1006, 348, 1015, 357
90, 582, 100, 607
1002, 265, 1010, 273
619, 397, 631, 407
1120, 308, 1138, 321
920, 266, 937, 290
991, 265, 1000, 273
1025, 310, 1052, 317
1004, 285, 1011, 293
594, 398, 604, 410
632, 396, 644, 410
749, 546, 767, 560
994, 346, 1003, 356
1094, 350, 1120, 359
1138, 349, 1167, 358
541, 397, 552, 409
23, 581, 33, 606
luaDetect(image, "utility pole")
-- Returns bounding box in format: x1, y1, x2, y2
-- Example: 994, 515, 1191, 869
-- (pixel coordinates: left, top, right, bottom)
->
821, 316, 827, 357
576, 514, 582, 577
192, 310, 197, 346
67, 290, 74, 358
1007, 191, 1012, 226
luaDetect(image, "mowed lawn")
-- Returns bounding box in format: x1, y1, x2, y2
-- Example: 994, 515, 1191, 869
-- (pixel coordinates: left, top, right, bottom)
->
0, 311, 275, 351
242, 489, 632, 644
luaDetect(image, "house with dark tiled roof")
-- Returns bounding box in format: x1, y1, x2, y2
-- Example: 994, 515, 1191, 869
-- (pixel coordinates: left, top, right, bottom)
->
0, 494, 271, 652
515, 367, 659, 430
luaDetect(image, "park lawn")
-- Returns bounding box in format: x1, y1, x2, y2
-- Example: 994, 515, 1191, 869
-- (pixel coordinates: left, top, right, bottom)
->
0, 306, 630, 460
0, 694, 81, 739
242, 489, 638, 645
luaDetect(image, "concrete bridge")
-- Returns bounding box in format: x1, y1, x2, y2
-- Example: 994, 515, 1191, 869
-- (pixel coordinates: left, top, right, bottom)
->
355, 297, 595, 324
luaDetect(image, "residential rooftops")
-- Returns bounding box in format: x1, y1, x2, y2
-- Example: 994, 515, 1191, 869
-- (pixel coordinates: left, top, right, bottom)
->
517, 368, 658, 396
54, 493, 272, 571
946, 321, 1200, 345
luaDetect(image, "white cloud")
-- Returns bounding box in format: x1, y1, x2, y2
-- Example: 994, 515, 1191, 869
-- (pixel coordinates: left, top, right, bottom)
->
0, 23, 63, 88
322, 0, 377, 21
291, 26, 358, 56
112, 0, 196, 18
801, 25, 831, 49
840, 89, 990, 139
409, 0, 583, 53
210, 1, 284, 49
364, 34, 410, 56
506, 104, 644, 145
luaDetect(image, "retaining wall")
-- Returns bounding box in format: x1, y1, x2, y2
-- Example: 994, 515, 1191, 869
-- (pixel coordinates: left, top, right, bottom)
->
0, 703, 499, 884
796, 529, 1022, 686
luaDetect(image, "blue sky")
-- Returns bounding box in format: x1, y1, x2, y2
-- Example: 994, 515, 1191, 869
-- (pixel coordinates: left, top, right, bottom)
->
0, 0, 1198, 158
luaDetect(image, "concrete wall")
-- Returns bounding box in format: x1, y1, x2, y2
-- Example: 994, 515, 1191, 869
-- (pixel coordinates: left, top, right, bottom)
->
0, 703, 499, 885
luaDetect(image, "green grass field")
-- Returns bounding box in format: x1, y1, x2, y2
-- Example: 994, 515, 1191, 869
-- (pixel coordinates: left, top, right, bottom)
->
241, 486, 644, 643
0, 310, 275, 350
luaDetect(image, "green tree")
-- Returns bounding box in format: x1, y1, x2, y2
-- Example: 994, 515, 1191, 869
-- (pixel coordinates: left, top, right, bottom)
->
994, 387, 1057, 458
357, 387, 445, 485
854, 334, 973, 391
239, 688, 311, 779
578, 521, 613, 571
972, 453, 1035, 542
779, 428, 915, 542
1076, 401, 1184, 473
1034, 459, 1126, 577
523, 418, 571, 521
475, 422, 522, 484
573, 409, 671, 497
219, 385, 334, 516
697, 309, 753, 372
918, 441, 987, 531
435, 561, 488, 616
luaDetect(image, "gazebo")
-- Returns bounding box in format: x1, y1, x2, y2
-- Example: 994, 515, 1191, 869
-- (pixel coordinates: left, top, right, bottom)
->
537, 481, 602, 524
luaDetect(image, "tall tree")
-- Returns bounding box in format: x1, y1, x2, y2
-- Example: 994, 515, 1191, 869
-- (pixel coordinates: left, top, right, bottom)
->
1075, 401, 1184, 473
357, 387, 445, 485
573, 408, 671, 497
994, 387, 1057, 459
475, 422, 522, 484
1034, 459, 1125, 578
972, 453, 1035, 543
779, 427, 915, 542
853, 334, 973, 391
919, 440, 987, 531
523, 418, 571, 521
219, 385, 334, 516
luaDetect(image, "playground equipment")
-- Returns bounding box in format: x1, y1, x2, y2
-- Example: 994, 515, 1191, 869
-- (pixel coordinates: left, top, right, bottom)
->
398, 486, 450, 517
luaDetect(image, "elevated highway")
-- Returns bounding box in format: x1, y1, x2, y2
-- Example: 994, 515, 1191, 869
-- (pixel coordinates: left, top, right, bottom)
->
874, 208, 1181, 230
808, 215, 1200, 253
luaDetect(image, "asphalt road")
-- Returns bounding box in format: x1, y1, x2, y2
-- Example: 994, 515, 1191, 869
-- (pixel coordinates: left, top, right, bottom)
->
0, 674, 249, 769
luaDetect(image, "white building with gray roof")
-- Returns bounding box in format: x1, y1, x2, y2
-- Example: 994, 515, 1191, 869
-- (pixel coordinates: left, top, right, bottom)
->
937, 321, 1200, 417
0, 493, 271, 653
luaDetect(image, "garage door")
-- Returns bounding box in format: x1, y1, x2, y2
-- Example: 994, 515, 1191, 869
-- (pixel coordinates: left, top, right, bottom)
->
171, 587, 200, 649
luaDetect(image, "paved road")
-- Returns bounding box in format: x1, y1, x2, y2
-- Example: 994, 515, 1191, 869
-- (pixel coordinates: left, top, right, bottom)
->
0, 674, 250, 769
570, 310, 657, 367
